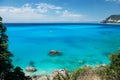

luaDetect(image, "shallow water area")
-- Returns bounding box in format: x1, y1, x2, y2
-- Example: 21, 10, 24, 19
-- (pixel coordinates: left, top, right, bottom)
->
5, 23, 120, 75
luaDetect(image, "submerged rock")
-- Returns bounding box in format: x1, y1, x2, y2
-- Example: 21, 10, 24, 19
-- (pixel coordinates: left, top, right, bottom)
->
29, 61, 35, 67
25, 66, 37, 72
49, 50, 61, 56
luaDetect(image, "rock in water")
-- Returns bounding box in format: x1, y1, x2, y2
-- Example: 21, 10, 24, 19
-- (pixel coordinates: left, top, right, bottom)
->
49, 50, 61, 56
25, 66, 37, 72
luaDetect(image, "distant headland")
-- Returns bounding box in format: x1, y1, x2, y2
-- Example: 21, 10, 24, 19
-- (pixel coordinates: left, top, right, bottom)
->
101, 14, 120, 23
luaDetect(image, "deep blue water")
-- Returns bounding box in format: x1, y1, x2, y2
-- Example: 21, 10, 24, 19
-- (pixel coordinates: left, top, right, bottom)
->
5, 23, 120, 75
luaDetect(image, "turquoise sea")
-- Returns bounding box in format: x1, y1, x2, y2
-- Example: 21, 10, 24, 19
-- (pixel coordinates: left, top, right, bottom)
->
5, 23, 120, 75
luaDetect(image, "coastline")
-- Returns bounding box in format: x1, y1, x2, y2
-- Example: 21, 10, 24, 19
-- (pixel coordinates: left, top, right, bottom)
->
2, 21, 120, 80
23, 63, 108, 75
24, 64, 107, 80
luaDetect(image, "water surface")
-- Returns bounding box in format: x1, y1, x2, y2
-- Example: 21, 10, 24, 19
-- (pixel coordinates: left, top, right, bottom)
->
5, 23, 120, 74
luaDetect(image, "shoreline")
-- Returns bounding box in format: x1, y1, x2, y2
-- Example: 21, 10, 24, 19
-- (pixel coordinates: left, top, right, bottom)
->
24, 64, 107, 80
23, 63, 108, 75
24, 64, 107, 76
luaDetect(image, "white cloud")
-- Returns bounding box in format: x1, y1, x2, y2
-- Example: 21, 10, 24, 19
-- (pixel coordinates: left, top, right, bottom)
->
105, 0, 120, 3
0, 3, 90, 23
55, 10, 61, 14
62, 10, 82, 17
57, 10, 84, 22
35, 3, 62, 13
36, 3, 62, 10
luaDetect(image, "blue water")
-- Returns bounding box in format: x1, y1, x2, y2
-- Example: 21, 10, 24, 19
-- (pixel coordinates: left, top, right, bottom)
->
5, 23, 120, 75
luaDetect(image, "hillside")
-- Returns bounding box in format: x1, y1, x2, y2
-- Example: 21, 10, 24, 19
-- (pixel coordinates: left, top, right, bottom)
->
101, 14, 120, 23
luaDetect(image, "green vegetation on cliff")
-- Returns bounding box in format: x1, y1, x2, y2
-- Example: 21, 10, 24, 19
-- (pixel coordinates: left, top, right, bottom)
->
0, 18, 31, 80
101, 14, 120, 23
70, 50, 120, 80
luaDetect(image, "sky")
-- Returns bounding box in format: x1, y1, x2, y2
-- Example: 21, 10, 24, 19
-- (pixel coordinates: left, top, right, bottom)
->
0, 0, 120, 23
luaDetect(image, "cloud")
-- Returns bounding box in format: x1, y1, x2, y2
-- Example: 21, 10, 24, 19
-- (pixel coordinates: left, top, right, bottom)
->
0, 3, 88, 23
105, 0, 120, 3
62, 10, 82, 17
31, 3, 63, 13
58, 10, 84, 22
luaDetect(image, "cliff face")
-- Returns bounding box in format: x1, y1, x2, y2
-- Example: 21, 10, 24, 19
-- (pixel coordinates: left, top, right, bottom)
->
0, 16, 2, 22
101, 15, 120, 23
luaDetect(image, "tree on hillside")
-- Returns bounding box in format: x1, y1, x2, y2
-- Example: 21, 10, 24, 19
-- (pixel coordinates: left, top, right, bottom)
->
98, 50, 120, 80
0, 18, 31, 80
0, 21, 13, 76
108, 50, 120, 79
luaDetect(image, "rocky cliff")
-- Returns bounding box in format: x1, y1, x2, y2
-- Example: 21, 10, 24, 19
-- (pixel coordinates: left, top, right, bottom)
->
101, 14, 120, 23
0, 16, 2, 22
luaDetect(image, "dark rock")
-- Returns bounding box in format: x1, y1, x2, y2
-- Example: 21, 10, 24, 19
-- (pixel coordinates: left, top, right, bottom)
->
49, 50, 61, 56
29, 61, 35, 67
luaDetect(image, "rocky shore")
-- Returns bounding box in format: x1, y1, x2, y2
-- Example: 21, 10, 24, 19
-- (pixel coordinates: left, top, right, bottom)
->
101, 14, 120, 23
25, 64, 108, 80
29, 69, 70, 80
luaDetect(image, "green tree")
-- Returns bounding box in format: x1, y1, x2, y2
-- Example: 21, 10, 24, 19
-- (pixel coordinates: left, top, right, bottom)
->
0, 21, 13, 75
0, 18, 31, 80
108, 50, 120, 79
99, 50, 120, 80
